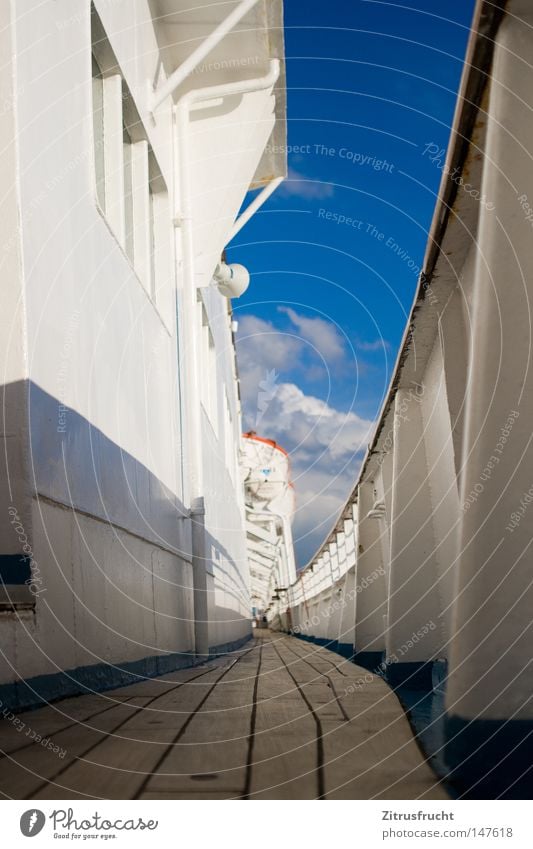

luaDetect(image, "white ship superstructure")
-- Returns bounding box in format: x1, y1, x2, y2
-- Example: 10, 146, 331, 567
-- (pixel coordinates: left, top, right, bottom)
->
0, 0, 286, 707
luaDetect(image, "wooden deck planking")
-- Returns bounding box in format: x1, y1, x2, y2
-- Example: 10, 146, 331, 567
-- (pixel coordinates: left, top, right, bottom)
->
31, 662, 240, 799
0, 698, 151, 798
0, 693, 141, 757
270, 637, 446, 800
247, 639, 318, 798
142, 647, 260, 797
0, 633, 448, 800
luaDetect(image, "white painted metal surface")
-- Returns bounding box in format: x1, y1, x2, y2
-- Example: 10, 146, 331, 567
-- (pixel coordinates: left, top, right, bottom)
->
0, 0, 286, 692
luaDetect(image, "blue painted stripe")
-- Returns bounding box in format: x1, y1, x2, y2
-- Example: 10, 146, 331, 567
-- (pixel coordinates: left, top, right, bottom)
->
353, 650, 385, 672
291, 633, 355, 660
210, 633, 252, 657
392, 663, 449, 785
335, 642, 355, 659
385, 660, 435, 691
290, 631, 354, 659
0, 555, 32, 585
0, 633, 252, 714
312, 637, 338, 649
445, 714, 533, 799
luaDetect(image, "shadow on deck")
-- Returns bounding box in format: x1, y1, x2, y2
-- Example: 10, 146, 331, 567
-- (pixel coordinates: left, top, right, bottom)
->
0, 632, 447, 800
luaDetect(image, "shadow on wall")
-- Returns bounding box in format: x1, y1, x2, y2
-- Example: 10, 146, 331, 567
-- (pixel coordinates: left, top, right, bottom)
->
0, 381, 251, 712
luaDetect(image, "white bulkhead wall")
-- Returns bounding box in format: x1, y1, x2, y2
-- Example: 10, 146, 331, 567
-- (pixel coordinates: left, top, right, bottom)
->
386, 388, 445, 667
0, 0, 285, 690
0, 0, 35, 670
437, 242, 477, 484
201, 289, 250, 650
448, 2, 533, 723
1, 0, 191, 683
418, 334, 460, 650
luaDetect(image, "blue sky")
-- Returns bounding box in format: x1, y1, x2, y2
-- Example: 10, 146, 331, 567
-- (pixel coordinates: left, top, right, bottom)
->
231, 0, 476, 567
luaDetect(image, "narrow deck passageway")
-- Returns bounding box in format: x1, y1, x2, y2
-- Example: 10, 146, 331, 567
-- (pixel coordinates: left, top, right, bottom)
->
0, 633, 447, 800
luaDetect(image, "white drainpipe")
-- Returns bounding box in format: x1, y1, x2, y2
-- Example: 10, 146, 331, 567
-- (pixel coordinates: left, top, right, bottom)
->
174, 60, 281, 656
151, 0, 264, 111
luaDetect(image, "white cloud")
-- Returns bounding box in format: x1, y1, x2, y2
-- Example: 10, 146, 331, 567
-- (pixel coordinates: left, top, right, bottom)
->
278, 167, 334, 200
241, 380, 374, 566
236, 314, 302, 368
264, 382, 372, 461
236, 314, 304, 403
236, 314, 375, 568
278, 306, 346, 362
288, 450, 364, 569
292, 489, 351, 568
356, 337, 391, 352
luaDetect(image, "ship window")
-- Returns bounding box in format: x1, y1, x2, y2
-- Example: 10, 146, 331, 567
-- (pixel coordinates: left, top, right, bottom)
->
208, 329, 218, 433
148, 155, 171, 316
92, 55, 105, 211
199, 303, 218, 432
149, 186, 156, 301
91, 4, 173, 326
123, 122, 134, 264
224, 389, 235, 482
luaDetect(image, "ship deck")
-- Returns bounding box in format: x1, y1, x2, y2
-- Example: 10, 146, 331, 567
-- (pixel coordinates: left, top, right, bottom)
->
0, 632, 448, 800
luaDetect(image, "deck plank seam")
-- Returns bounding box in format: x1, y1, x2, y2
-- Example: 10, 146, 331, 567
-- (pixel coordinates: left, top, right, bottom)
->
242, 639, 263, 799
287, 639, 349, 678
134, 646, 256, 799
22, 661, 239, 800
271, 638, 325, 799
280, 640, 350, 722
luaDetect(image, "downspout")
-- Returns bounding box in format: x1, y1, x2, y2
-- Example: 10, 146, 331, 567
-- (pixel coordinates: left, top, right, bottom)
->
173, 60, 281, 658
151, 0, 264, 111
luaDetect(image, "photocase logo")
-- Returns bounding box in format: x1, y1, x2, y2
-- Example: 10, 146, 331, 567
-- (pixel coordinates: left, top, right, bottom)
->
20, 809, 46, 837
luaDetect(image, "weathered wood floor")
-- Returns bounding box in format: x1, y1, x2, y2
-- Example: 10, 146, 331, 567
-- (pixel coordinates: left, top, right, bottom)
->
0, 632, 447, 799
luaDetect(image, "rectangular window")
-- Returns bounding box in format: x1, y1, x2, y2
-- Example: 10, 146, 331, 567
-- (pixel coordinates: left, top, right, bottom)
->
92, 55, 105, 211
149, 186, 156, 301
148, 156, 171, 320
208, 329, 218, 432
91, 4, 173, 326
199, 302, 218, 432
123, 122, 134, 264
224, 389, 235, 482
